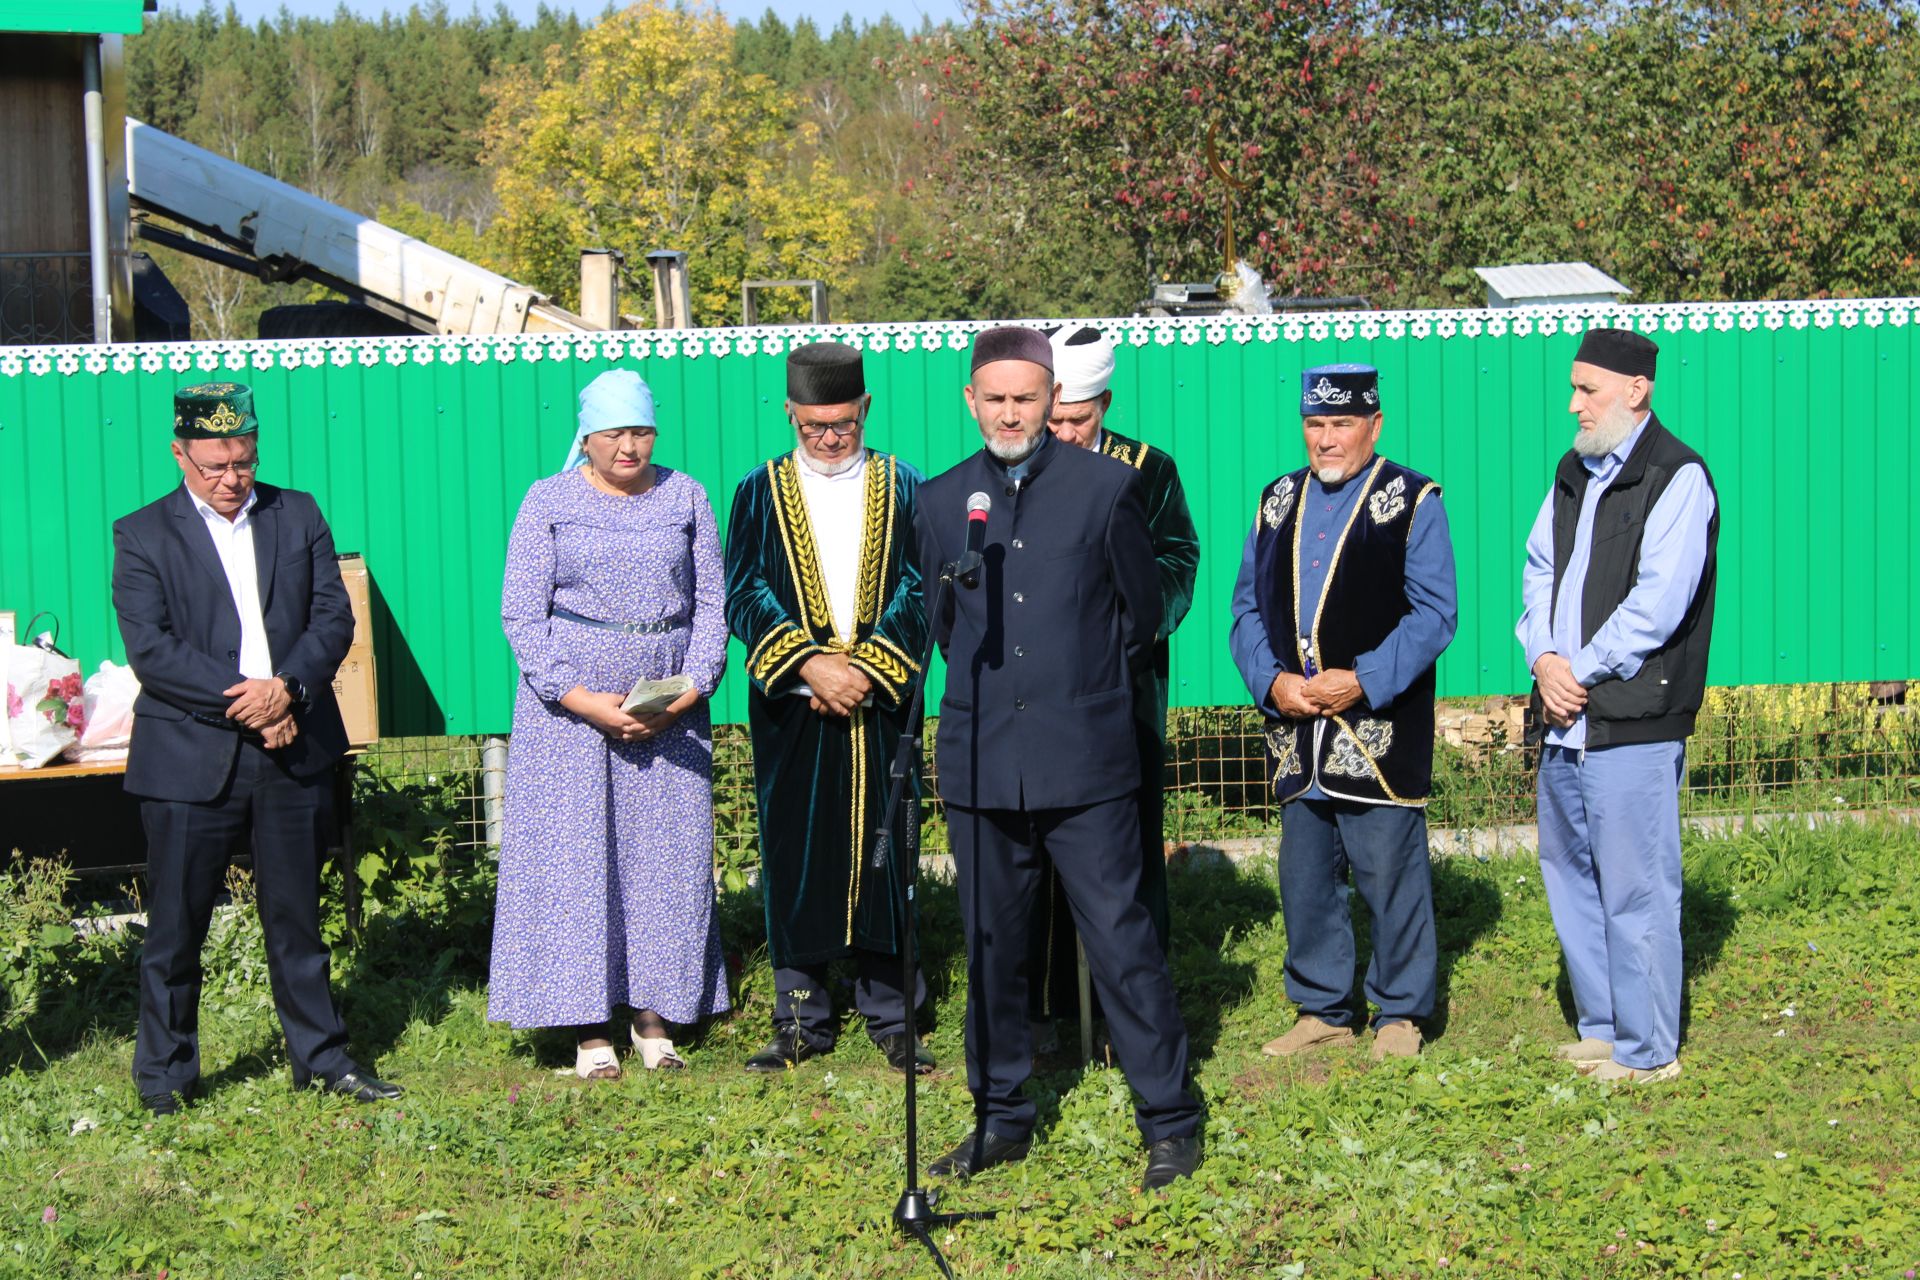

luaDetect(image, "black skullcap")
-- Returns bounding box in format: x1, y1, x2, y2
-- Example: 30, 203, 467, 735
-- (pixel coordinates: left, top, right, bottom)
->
787, 341, 867, 405
1300, 364, 1380, 416
1573, 327, 1658, 380
970, 325, 1054, 375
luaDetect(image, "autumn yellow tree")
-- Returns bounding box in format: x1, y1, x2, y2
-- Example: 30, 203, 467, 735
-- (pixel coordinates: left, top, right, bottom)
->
482, 1, 868, 326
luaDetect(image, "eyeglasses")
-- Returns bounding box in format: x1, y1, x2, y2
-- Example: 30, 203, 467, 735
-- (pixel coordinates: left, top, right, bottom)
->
792, 417, 862, 440
185, 456, 260, 479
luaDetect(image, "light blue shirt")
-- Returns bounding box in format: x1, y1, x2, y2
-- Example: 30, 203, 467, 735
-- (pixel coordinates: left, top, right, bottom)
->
1229, 461, 1459, 800
1516, 415, 1718, 750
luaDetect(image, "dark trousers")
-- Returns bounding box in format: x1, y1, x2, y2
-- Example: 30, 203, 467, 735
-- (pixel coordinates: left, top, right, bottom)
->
1028, 728, 1170, 1019
133, 742, 355, 1098
1277, 797, 1437, 1028
950, 794, 1199, 1143
773, 949, 927, 1047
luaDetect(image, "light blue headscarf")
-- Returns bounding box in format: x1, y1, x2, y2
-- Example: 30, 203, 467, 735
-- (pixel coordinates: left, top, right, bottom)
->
562, 369, 658, 473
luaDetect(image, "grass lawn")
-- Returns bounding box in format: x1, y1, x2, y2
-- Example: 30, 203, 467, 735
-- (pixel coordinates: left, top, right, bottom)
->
2, 818, 1916, 1279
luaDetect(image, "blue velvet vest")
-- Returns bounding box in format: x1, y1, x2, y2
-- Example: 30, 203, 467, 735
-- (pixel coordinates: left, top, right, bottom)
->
1251, 456, 1440, 806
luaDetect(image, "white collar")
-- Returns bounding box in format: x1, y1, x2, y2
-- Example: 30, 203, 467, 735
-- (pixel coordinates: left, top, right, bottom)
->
186, 482, 258, 524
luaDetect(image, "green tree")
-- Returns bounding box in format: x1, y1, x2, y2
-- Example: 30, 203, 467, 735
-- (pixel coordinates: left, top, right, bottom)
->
481, 1, 870, 326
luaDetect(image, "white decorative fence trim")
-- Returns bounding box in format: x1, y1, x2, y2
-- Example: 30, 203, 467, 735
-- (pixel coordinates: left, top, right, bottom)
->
3, 297, 1913, 378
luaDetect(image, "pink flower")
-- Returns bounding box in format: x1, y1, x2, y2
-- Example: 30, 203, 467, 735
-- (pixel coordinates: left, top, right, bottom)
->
41, 1205, 56, 1224
65, 701, 86, 735
61, 673, 83, 699
5, 684, 20, 720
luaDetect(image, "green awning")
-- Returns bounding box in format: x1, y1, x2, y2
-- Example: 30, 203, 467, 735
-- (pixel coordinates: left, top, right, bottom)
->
0, 0, 147, 35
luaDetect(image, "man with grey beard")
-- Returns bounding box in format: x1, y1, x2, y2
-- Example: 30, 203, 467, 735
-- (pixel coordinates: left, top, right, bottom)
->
1517, 326, 1719, 1086
914, 325, 1201, 1190
1229, 364, 1457, 1062
725, 341, 934, 1077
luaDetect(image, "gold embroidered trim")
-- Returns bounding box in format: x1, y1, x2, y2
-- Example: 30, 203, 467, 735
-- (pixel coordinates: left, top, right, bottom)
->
867, 632, 921, 675
749, 625, 815, 686
852, 455, 895, 633
847, 707, 867, 945
195, 402, 247, 436
849, 640, 913, 701
768, 457, 834, 639
1101, 433, 1149, 470
1408, 482, 1440, 544
1264, 725, 1303, 789
746, 621, 790, 671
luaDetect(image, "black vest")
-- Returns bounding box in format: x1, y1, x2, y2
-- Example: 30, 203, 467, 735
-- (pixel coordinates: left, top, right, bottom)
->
1252, 456, 1440, 806
1544, 414, 1719, 746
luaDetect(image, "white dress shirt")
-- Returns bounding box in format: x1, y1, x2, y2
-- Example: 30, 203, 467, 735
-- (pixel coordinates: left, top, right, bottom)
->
187, 484, 275, 679
794, 447, 868, 643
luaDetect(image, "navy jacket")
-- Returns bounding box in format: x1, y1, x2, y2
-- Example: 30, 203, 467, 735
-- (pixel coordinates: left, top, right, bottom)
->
111, 483, 355, 801
916, 440, 1159, 811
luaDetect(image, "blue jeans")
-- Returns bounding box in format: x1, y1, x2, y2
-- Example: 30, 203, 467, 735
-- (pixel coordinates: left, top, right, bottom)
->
1277, 798, 1437, 1028
1536, 742, 1686, 1069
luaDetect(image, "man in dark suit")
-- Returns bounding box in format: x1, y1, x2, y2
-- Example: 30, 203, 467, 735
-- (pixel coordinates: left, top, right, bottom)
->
915, 327, 1202, 1190
112, 382, 401, 1114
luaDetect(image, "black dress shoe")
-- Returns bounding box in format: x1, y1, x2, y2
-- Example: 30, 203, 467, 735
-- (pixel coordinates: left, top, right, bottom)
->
297, 1070, 404, 1103
927, 1129, 1031, 1179
745, 1026, 827, 1073
1143, 1134, 1202, 1190
875, 1033, 935, 1075
140, 1091, 187, 1116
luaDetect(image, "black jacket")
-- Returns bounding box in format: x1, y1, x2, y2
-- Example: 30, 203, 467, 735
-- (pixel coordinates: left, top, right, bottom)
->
916, 437, 1159, 810
1545, 414, 1719, 746
112, 483, 355, 801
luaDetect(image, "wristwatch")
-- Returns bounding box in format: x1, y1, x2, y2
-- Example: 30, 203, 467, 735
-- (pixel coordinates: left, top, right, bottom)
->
276, 671, 309, 710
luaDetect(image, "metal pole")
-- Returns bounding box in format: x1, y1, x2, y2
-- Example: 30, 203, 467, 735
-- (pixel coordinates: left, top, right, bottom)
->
82, 39, 113, 345
481, 736, 509, 855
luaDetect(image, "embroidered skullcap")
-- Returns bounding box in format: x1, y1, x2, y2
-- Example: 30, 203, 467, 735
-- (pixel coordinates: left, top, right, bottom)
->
1047, 325, 1115, 403
173, 382, 259, 439
787, 341, 867, 405
970, 325, 1054, 375
1573, 327, 1658, 380
562, 369, 657, 473
1299, 364, 1380, 417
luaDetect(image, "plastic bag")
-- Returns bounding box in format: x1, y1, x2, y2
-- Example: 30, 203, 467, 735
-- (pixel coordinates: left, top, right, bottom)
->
63, 660, 140, 762
5, 633, 84, 769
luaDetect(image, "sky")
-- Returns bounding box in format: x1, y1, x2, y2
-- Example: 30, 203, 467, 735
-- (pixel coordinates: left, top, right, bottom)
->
181, 0, 967, 28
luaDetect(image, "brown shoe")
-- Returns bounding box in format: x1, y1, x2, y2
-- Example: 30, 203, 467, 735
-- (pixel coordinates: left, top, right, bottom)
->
1261, 1015, 1358, 1057
1369, 1021, 1422, 1060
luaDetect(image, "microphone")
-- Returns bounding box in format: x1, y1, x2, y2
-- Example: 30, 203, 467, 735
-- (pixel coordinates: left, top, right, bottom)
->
955, 491, 991, 588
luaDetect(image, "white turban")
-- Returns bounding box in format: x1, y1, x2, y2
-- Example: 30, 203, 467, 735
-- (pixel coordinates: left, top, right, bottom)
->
1048, 326, 1115, 404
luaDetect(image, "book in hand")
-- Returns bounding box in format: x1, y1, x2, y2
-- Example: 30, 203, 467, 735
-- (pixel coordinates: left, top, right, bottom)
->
622, 674, 695, 715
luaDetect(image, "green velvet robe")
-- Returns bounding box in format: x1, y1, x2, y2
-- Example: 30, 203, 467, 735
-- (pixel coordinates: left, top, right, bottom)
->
1031, 428, 1199, 1018
723, 450, 925, 968
1098, 428, 1201, 732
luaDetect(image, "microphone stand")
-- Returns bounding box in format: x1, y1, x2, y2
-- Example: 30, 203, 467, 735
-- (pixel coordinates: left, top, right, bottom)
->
868, 553, 994, 1279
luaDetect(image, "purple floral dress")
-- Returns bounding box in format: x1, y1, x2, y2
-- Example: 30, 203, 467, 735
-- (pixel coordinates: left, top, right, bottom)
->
488, 466, 731, 1029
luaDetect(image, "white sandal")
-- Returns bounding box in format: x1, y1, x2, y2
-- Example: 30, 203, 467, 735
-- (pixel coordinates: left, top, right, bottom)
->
575, 1043, 622, 1080
630, 1025, 687, 1071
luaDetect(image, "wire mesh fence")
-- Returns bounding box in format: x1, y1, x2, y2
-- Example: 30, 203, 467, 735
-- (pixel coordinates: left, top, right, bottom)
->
351, 681, 1919, 875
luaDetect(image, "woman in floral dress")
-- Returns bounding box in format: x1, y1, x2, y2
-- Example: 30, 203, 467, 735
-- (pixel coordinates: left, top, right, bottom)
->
488, 370, 730, 1078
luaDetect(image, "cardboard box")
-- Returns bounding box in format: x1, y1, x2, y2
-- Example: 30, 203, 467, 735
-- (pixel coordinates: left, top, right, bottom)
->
332, 555, 379, 746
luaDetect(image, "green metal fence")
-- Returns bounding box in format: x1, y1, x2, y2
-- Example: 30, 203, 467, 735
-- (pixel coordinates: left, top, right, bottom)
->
3, 297, 1915, 736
